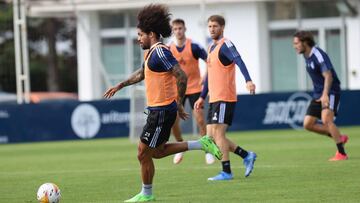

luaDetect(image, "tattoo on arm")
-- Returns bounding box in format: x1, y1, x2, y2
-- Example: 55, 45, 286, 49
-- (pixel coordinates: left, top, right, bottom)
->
120, 67, 145, 87
171, 64, 187, 103
322, 70, 333, 95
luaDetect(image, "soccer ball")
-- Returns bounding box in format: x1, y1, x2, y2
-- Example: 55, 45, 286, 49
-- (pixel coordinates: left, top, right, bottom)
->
36, 183, 61, 203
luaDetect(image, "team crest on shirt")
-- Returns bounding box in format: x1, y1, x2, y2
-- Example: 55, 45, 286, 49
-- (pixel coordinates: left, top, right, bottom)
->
308, 61, 315, 69
212, 112, 218, 121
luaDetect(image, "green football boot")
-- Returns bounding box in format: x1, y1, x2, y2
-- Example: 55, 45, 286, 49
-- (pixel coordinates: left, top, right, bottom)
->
199, 135, 223, 160
124, 193, 155, 202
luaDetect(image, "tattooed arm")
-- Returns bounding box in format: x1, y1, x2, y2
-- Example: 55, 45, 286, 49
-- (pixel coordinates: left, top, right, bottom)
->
103, 67, 144, 99
171, 64, 187, 103
171, 64, 189, 120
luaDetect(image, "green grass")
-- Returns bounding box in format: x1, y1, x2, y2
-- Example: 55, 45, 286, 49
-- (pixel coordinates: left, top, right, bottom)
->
1, 126, 360, 203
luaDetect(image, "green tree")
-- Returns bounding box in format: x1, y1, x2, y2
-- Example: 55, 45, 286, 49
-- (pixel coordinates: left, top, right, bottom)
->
0, 2, 77, 93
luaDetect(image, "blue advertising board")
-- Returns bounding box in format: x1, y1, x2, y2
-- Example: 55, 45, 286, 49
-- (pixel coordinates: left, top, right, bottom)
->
229, 90, 360, 131
0, 90, 359, 143
0, 100, 130, 143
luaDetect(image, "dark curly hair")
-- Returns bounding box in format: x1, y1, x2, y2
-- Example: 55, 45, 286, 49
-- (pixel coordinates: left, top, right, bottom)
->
137, 4, 172, 39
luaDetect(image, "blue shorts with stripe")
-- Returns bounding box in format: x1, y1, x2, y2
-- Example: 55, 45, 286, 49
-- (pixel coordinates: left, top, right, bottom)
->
207, 101, 236, 126
141, 109, 177, 148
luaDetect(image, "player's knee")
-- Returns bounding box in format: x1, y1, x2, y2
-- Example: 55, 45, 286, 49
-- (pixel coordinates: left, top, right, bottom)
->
152, 149, 165, 159
303, 121, 313, 131
322, 118, 333, 127
137, 148, 149, 162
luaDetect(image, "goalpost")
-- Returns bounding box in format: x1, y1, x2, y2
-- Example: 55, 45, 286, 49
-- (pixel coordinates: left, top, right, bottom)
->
13, 0, 31, 104
129, 85, 147, 142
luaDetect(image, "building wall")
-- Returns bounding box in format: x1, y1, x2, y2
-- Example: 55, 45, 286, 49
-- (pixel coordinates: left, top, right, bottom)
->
77, 11, 102, 101
346, 17, 360, 89
74, 1, 360, 101
170, 2, 269, 94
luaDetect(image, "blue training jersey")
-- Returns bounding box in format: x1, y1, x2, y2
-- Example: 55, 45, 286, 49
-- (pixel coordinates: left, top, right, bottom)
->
305, 46, 341, 99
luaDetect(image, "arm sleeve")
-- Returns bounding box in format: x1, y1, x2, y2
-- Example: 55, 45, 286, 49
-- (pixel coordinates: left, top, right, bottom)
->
200, 75, 208, 99
149, 47, 179, 72
313, 48, 332, 73
191, 43, 208, 61
320, 56, 332, 73
220, 42, 252, 82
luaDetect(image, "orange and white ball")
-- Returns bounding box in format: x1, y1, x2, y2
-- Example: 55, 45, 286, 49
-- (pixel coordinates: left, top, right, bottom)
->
37, 183, 61, 203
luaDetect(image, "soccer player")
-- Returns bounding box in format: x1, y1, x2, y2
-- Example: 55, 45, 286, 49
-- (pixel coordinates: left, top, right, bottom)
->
169, 18, 215, 165
293, 30, 348, 161
194, 15, 257, 181
103, 4, 222, 202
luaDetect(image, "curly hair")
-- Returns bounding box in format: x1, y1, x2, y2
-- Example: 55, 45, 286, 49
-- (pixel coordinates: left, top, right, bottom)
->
137, 4, 172, 39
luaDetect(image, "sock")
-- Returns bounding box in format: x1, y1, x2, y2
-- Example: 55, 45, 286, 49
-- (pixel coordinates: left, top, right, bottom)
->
336, 143, 346, 155
141, 184, 152, 196
234, 146, 249, 159
222, 160, 231, 174
187, 141, 202, 150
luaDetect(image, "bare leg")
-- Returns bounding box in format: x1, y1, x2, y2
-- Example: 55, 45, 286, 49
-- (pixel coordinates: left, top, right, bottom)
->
321, 109, 341, 143
153, 142, 188, 159
226, 137, 237, 152
193, 109, 206, 136
303, 115, 331, 137
210, 124, 229, 161
137, 142, 156, 184
207, 125, 214, 138
171, 115, 183, 142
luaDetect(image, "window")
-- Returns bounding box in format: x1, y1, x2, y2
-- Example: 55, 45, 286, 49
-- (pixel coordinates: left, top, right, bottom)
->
101, 38, 126, 75
267, 1, 296, 21
132, 38, 142, 72
99, 12, 125, 28
99, 10, 140, 98
270, 30, 298, 92
267, 0, 341, 21
325, 29, 345, 88
129, 11, 138, 27
300, 1, 340, 18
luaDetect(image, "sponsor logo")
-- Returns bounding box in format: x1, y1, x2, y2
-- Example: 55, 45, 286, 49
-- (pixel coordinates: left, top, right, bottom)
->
0, 110, 9, 119
71, 104, 101, 139
0, 136, 8, 143
101, 111, 129, 124
71, 104, 135, 139
262, 92, 312, 129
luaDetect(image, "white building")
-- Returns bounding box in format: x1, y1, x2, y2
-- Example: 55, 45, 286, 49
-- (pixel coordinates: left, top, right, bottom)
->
28, 0, 360, 101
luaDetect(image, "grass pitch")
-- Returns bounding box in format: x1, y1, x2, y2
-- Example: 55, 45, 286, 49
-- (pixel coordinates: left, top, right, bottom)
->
1, 126, 360, 203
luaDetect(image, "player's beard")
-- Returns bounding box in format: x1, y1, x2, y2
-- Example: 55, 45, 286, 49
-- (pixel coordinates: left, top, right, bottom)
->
140, 41, 150, 50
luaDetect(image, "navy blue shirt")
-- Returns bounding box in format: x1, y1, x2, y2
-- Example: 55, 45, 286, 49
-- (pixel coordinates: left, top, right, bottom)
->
175, 42, 208, 61
201, 39, 252, 99
147, 44, 178, 72
143, 43, 179, 111
305, 46, 341, 99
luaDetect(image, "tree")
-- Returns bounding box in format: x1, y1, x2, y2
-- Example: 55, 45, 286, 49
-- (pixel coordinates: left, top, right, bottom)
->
0, 2, 16, 92
0, 2, 77, 93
